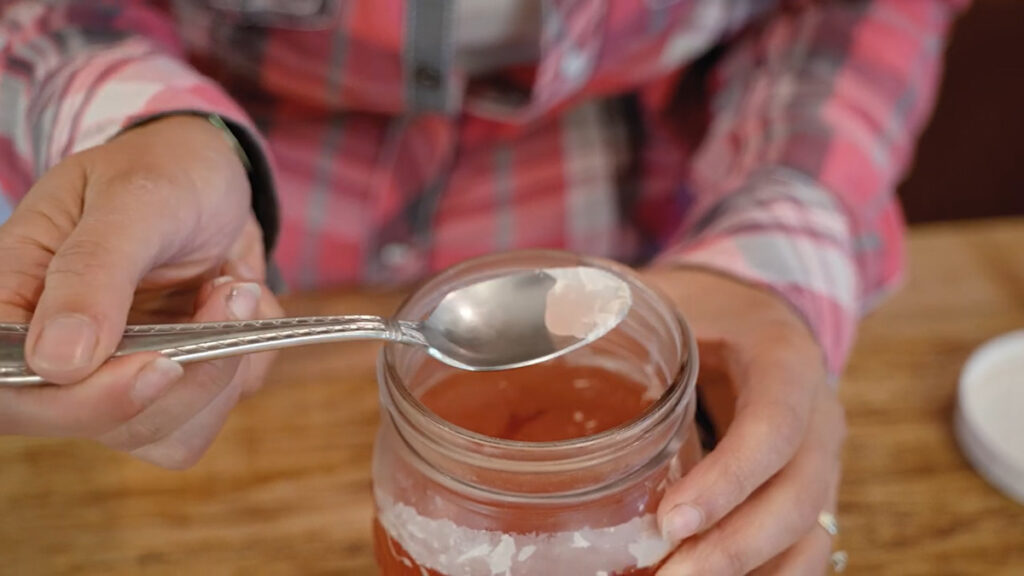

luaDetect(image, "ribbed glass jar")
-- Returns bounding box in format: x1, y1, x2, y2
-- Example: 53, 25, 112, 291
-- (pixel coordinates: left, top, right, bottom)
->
373, 251, 700, 575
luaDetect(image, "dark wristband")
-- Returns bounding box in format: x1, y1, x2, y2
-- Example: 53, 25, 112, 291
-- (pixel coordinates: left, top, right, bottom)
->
206, 114, 252, 173
210, 115, 284, 292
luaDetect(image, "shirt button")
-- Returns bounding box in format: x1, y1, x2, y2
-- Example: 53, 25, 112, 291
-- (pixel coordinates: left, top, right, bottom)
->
381, 242, 421, 270
414, 64, 443, 90
560, 48, 592, 84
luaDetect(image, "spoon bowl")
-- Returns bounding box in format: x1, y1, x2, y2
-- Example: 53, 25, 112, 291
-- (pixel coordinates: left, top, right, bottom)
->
422, 266, 632, 370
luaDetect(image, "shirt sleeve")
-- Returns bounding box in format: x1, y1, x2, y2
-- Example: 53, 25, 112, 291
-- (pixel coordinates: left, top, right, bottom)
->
655, 0, 969, 375
0, 0, 279, 252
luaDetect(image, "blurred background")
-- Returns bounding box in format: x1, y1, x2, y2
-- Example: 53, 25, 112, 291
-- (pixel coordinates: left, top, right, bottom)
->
898, 0, 1023, 222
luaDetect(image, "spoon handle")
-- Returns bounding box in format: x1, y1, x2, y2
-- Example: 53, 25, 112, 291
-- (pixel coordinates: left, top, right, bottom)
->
0, 316, 426, 387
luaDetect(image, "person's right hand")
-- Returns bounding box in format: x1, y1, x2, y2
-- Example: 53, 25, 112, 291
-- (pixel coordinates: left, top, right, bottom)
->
0, 115, 282, 469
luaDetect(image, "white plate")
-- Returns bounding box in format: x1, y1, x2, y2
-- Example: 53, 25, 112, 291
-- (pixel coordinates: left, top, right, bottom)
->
955, 330, 1024, 505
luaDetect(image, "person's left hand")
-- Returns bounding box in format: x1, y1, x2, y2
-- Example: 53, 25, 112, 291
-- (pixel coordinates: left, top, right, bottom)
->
640, 268, 847, 576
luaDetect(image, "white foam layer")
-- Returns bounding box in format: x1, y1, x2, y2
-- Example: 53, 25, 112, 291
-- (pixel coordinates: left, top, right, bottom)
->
544, 267, 632, 340
377, 494, 673, 576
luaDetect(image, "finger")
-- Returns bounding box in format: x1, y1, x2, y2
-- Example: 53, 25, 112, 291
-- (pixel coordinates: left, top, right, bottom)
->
658, 334, 820, 542
753, 462, 843, 576
130, 365, 246, 470
0, 233, 44, 323
238, 348, 276, 397
194, 275, 237, 313
193, 246, 273, 312
752, 532, 832, 576
0, 352, 181, 437
237, 287, 285, 396
192, 215, 268, 313
184, 273, 279, 393
757, 528, 834, 576
97, 354, 242, 452
0, 161, 87, 322
225, 215, 267, 281
24, 172, 194, 384
657, 388, 845, 576
96, 280, 260, 451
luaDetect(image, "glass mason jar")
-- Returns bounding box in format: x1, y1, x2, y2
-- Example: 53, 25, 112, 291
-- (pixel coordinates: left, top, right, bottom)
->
373, 251, 701, 576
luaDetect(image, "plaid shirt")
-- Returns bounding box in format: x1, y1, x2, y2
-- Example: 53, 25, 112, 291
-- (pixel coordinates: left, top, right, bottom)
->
0, 0, 966, 373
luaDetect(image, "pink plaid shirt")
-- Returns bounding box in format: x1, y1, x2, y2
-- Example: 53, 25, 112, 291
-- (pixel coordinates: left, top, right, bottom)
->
0, 0, 966, 373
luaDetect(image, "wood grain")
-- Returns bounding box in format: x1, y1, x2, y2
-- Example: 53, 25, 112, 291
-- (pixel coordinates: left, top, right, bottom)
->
836, 219, 1024, 575
1, 220, 1022, 575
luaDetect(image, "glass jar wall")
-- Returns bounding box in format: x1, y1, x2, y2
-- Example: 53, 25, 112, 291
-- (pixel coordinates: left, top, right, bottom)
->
373, 251, 701, 575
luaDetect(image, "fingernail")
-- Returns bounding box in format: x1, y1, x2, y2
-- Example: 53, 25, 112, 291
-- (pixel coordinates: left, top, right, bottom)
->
211, 275, 235, 288
132, 357, 183, 407
33, 314, 98, 372
661, 504, 704, 542
227, 282, 261, 320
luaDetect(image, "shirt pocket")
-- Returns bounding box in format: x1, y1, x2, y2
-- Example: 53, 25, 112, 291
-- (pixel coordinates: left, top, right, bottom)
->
186, 0, 341, 29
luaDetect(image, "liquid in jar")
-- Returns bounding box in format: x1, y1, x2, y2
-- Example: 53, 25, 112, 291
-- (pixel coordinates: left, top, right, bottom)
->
374, 356, 701, 575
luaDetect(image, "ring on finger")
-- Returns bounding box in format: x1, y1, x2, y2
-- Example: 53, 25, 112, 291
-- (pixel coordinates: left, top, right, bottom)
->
817, 512, 847, 573
817, 511, 839, 537
830, 550, 848, 573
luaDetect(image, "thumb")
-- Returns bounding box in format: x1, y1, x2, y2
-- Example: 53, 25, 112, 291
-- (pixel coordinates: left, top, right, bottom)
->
25, 177, 180, 384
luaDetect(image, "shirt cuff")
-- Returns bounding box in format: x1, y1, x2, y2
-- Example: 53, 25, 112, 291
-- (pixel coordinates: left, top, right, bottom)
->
655, 168, 861, 378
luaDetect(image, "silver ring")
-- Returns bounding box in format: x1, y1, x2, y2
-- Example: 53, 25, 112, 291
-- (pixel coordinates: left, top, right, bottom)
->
830, 550, 848, 573
817, 511, 839, 537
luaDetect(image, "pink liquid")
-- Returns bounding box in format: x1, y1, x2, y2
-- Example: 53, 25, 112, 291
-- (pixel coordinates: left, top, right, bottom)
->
374, 360, 693, 575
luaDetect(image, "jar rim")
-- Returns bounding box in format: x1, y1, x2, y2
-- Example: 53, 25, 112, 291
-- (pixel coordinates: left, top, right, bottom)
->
380, 250, 699, 453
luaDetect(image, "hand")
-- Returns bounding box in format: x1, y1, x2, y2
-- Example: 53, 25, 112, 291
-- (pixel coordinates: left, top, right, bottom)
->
641, 268, 846, 576
0, 116, 283, 468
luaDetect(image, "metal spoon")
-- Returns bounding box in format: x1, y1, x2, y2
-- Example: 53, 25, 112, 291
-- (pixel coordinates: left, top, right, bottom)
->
0, 266, 632, 387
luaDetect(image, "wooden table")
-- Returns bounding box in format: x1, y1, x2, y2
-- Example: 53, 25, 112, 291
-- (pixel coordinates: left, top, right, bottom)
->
2, 219, 1022, 575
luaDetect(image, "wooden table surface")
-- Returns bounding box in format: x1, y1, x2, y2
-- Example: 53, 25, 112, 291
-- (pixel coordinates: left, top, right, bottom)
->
2, 219, 1022, 575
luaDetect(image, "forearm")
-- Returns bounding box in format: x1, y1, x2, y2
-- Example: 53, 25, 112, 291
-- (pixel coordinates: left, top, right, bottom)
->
657, 0, 969, 374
